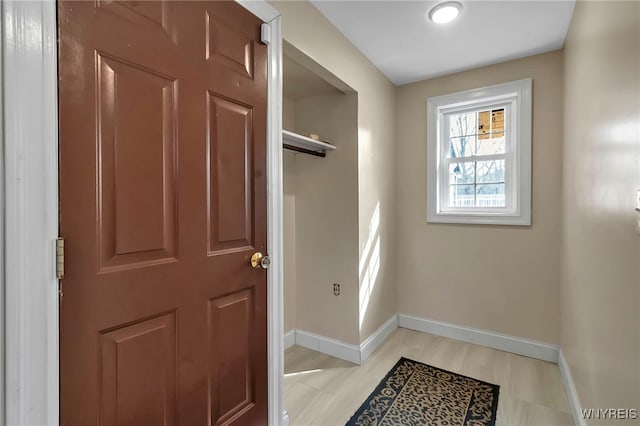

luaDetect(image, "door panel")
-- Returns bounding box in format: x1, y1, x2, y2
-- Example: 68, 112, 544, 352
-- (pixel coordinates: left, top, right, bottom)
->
100, 312, 177, 426
209, 290, 256, 423
97, 53, 179, 270
97, 0, 178, 42
58, 1, 268, 424
206, 14, 254, 78
207, 94, 255, 254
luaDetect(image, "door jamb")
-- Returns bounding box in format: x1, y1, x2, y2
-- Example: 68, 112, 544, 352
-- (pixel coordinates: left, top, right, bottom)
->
1, 1, 285, 424
2, 1, 60, 425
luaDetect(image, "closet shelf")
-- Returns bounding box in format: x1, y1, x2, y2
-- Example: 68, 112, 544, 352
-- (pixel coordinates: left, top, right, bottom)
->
283, 130, 336, 158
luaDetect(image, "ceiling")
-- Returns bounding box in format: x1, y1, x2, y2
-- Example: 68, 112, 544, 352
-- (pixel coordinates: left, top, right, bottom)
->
311, 0, 575, 85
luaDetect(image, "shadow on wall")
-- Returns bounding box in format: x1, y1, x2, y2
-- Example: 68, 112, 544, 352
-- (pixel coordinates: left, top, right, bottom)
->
359, 201, 381, 329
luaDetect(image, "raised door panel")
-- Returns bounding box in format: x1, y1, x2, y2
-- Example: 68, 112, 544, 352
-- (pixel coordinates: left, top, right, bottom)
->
206, 10, 253, 78
96, 0, 177, 43
97, 53, 178, 272
207, 93, 254, 255
208, 290, 255, 425
100, 312, 177, 426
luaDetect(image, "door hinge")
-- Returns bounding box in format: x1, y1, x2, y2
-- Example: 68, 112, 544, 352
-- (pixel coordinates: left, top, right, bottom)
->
261, 23, 271, 45
56, 237, 65, 279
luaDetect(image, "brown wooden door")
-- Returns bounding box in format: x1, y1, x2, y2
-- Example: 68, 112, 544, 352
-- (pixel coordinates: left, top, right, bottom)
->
58, 1, 268, 424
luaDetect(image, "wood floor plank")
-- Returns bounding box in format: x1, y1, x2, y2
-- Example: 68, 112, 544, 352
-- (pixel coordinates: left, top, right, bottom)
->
284, 328, 571, 426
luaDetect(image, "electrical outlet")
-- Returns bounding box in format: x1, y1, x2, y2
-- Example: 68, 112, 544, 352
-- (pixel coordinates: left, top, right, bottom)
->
333, 283, 340, 296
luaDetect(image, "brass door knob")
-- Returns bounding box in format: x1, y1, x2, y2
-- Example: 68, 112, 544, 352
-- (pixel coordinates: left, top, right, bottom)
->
250, 252, 270, 269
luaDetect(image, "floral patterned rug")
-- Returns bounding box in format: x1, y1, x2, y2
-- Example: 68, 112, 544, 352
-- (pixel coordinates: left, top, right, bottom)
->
346, 357, 499, 426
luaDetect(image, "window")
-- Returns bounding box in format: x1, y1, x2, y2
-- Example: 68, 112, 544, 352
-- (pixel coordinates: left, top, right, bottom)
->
426, 79, 532, 225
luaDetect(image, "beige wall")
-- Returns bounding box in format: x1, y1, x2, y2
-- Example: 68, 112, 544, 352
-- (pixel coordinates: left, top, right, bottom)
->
283, 97, 296, 131
283, 152, 296, 333
283, 97, 297, 333
561, 0, 640, 417
395, 51, 564, 344
271, 0, 397, 343
293, 93, 360, 344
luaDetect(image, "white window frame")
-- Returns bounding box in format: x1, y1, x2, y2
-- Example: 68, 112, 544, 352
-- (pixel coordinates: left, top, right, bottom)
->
427, 78, 532, 226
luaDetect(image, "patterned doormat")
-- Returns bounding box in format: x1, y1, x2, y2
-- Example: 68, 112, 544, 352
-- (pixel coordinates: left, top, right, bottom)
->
346, 357, 499, 426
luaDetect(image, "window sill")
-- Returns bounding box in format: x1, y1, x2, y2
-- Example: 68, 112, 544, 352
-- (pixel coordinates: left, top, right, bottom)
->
427, 211, 531, 226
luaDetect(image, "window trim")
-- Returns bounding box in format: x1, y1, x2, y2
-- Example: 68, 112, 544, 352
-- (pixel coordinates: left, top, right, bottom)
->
426, 78, 532, 226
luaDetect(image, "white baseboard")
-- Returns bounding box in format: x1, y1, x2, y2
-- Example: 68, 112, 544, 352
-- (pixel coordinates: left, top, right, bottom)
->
287, 314, 398, 365
558, 349, 586, 426
283, 330, 295, 350
294, 329, 361, 364
398, 314, 559, 363
360, 315, 398, 363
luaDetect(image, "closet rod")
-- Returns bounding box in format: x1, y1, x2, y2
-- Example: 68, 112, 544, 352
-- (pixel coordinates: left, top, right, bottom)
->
283, 144, 326, 158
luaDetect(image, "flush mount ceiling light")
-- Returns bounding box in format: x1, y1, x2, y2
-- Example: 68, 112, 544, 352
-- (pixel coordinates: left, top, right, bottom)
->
428, 1, 463, 24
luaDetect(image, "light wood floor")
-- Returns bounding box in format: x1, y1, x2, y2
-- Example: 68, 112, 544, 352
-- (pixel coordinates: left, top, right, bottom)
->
284, 328, 572, 426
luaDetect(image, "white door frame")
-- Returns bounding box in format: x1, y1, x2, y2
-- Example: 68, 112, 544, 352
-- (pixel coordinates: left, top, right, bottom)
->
1, 1, 284, 424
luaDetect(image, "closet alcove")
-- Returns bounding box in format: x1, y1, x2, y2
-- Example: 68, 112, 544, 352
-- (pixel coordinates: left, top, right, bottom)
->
282, 42, 361, 347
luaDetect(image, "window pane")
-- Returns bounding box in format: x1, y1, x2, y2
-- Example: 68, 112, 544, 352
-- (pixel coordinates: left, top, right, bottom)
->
443, 107, 509, 209
491, 108, 505, 133
476, 159, 505, 183
478, 109, 505, 136
477, 132, 505, 155
478, 110, 491, 137
449, 135, 476, 158
449, 184, 475, 207
449, 162, 475, 184
476, 183, 506, 207
449, 112, 476, 137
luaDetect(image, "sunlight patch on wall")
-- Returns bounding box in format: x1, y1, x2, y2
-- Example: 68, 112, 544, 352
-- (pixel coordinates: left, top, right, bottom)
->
359, 202, 381, 329
584, 119, 640, 214
359, 202, 380, 276
358, 127, 372, 163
